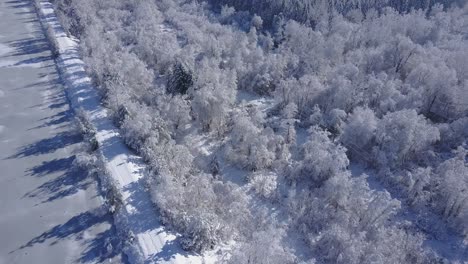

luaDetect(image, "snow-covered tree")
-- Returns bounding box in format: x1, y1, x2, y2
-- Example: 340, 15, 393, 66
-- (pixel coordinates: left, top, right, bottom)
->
435, 149, 468, 232
374, 109, 440, 168
191, 66, 237, 134
225, 111, 276, 171
340, 106, 378, 159
291, 126, 349, 186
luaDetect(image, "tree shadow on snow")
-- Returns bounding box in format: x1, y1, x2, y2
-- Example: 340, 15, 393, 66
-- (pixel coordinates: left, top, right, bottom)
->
14, 55, 53, 66
27, 156, 75, 177
11, 207, 126, 263
5, 0, 32, 10
25, 85, 70, 111
5, 130, 81, 158
22, 156, 94, 205
79, 228, 124, 263
16, 209, 107, 249
2, 26, 55, 66
28, 108, 74, 130
3, 37, 49, 58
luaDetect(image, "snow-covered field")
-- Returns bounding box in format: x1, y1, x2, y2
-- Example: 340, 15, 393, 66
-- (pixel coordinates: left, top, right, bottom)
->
0, 0, 123, 262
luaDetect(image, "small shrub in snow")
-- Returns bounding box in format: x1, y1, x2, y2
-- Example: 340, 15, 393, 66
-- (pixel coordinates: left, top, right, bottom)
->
45, 25, 60, 58
76, 109, 99, 151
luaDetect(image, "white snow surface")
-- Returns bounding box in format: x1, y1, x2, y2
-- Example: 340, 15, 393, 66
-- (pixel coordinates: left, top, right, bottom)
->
35, 1, 213, 263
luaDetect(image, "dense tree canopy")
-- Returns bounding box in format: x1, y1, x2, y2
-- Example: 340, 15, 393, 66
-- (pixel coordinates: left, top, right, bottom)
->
52, 0, 468, 262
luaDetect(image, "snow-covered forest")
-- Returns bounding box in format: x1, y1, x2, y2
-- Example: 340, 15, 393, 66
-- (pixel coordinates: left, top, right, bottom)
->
50, 0, 467, 262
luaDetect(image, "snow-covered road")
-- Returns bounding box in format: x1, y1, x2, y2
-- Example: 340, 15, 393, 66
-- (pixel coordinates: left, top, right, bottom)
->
0, 0, 125, 263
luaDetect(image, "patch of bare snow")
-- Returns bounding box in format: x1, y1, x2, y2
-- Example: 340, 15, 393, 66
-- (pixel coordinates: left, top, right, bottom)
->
236, 90, 275, 114
0, 42, 12, 56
